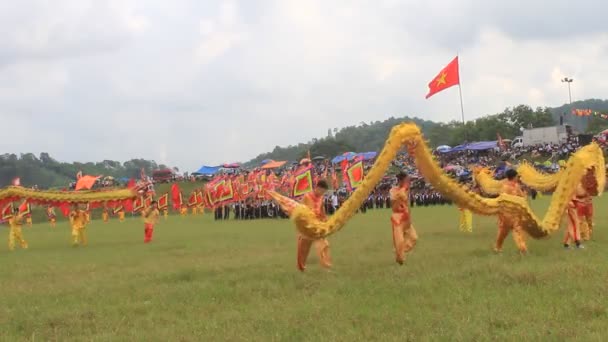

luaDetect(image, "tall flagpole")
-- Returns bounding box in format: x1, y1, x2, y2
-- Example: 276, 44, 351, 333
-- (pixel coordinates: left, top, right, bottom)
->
457, 53, 467, 140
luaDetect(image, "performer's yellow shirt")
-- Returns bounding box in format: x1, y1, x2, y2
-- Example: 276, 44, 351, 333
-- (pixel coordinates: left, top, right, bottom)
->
9, 214, 23, 228
70, 211, 88, 229
143, 208, 160, 224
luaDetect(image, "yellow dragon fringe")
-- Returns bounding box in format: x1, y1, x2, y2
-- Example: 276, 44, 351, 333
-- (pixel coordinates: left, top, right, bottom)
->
0, 186, 138, 203
269, 122, 605, 240
472, 164, 566, 195
474, 151, 605, 194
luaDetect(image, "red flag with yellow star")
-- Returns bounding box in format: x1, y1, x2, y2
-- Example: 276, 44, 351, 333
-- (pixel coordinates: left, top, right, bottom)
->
425, 56, 459, 99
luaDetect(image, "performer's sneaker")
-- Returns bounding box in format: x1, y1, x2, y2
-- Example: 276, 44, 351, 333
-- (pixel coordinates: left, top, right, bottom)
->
576, 244, 585, 249
563, 244, 571, 249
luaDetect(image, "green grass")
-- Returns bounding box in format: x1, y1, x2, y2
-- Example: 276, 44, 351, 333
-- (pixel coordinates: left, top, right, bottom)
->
1, 196, 607, 341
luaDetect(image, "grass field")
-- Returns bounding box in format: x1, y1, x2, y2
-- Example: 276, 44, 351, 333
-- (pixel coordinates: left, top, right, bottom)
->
1, 196, 607, 341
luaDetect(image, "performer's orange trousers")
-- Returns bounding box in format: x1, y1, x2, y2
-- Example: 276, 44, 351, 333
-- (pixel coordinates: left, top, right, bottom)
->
563, 208, 581, 245
391, 213, 417, 264
576, 203, 593, 241
495, 216, 527, 253
297, 235, 331, 271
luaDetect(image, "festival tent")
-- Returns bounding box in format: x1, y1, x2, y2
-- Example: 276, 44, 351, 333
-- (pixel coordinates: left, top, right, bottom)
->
312, 156, 326, 161
331, 152, 358, 164
261, 160, 287, 169
193, 166, 221, 175
260, 159, 273, 165
436, 145, 451, 152
441, 141, 498, 153
222, 163, 241, 168
466, 141, 498, 150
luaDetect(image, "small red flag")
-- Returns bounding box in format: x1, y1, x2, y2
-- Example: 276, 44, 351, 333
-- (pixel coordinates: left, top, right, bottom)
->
425, 56, 460, 99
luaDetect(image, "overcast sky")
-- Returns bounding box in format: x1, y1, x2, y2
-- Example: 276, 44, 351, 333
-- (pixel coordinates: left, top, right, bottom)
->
2, 0, 607, 171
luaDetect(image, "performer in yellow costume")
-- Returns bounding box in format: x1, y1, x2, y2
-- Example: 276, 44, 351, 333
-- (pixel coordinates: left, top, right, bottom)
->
180, 205, 188, 216
191, 206, 198, 215
69, 205, 89, 247
163, 208, 169, 220
25, 214, 33, 227
8, 208, 28, 251
102, 207, 109, 223
389, 172, 417, 264
47, 206, 57, 228
458, 183, 477, 233
118, 208, 125, 222
297, 180, 332, 272
495, 169, 527, 254
143, 200, 160, 243
458, 208, 473, 233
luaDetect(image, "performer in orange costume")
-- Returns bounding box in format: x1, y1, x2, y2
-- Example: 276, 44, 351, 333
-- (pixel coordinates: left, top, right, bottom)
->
390, 172, 417, 264
494, 169, 527, 254
564, 167, 596, 248
574, 167, 597, 241
563, 196, 584, 249
297, 180, 332, 272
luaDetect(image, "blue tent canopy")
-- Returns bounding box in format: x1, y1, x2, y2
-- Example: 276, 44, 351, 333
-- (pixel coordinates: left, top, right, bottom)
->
441, 141, 498, 153
467, 141, 498, 150
331, 151, 376, 164
193, 165, 220, 175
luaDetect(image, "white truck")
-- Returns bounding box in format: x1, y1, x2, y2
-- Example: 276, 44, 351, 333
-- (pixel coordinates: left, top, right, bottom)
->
511, 125, 571, 148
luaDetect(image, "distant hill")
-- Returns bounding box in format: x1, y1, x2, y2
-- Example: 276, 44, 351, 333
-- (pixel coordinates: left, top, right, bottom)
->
549, 99, 608, 133
244, 117, 439, 167
0, 153, 178, 189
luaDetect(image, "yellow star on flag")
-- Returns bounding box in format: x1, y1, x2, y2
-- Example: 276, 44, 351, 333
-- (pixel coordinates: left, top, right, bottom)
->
436, 72, 447, 86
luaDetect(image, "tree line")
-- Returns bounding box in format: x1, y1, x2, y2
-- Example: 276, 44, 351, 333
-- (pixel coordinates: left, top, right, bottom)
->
0, 153, 177, 189
248, 100, 608, 164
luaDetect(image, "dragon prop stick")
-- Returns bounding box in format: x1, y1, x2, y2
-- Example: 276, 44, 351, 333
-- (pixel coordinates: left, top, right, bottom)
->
269, 122, 605, 240
0, 186, 141, 206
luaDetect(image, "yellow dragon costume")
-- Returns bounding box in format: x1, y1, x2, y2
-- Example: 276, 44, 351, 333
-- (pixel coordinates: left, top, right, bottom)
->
269, 123, 604, 240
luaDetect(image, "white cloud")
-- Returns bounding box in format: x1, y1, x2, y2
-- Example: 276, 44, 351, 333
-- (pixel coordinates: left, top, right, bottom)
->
0, 0, 607, 172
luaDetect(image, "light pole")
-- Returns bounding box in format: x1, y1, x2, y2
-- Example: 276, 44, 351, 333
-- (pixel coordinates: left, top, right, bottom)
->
561, 77, 573, 104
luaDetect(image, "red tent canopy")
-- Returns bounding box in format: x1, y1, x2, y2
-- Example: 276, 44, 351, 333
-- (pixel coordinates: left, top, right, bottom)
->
261, 161, 287, 169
